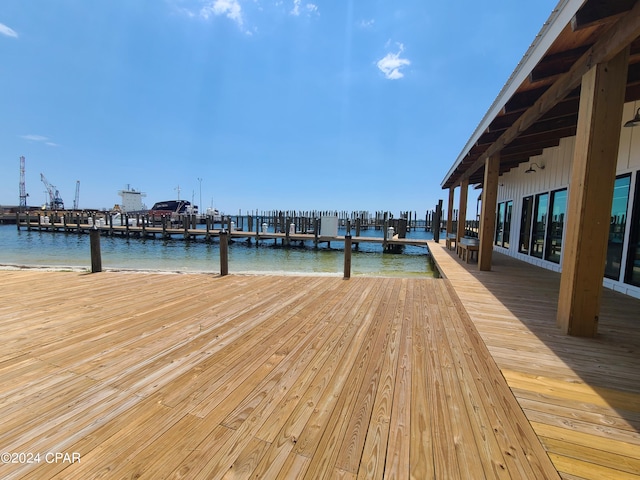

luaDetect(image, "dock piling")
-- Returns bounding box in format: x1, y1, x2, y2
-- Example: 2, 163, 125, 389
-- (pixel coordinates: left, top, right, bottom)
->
343, 234, 352, 279
90, 226, 102, 273
220, 230, 229, 276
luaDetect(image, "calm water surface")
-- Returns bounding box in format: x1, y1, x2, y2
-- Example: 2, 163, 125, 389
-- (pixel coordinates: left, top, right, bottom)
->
0, 224, 437, 277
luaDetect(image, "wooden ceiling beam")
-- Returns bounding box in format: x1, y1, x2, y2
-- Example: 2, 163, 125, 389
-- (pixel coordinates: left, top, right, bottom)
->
477, 115, 577, 147
488, 97, 580, 132
501, 135, 566, 156
444, 2, 640, 189
571, 0, 637, 31
529, 46, 592, 83
518, 116, 578, 138
449, 1, 640, 188
503, 86, 551, 113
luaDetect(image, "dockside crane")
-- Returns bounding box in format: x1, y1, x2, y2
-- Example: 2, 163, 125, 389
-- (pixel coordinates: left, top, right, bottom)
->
40, 173, 65, 210
73, 180, 80, 210
19, 156, 29, 212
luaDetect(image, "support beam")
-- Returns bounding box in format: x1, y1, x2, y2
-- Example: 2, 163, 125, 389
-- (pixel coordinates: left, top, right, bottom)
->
447, 187, 455, 235
478, 154, 500, 271
456, 179, 469, 242
557, 47, 629, 337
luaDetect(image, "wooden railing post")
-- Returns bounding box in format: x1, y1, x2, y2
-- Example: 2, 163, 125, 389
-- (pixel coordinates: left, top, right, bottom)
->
219, 230, 229, 276
90, 226, 102, 273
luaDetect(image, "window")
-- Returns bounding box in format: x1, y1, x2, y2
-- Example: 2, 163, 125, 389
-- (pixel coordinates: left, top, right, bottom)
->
531, 193, 548, 259
495, 200, 513, 248
518, 190, 565, 263
503, 200, 513, 248
519, 196, 533, 254
545, 189, 567, 264
625, 174, 640, 287
605, 174, 631, 280
495, 202, 505, 246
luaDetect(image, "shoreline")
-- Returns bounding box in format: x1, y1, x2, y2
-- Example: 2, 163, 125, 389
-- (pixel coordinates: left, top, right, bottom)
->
0, 263, 415, 278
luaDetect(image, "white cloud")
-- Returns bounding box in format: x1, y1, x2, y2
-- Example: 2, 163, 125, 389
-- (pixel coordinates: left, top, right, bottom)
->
358, 19, 375, 29
21, 134, 59, 147
0, 23, 18, 38
376, 43, 411, 80
290, 0, 318, 17
200, 0, 244, 28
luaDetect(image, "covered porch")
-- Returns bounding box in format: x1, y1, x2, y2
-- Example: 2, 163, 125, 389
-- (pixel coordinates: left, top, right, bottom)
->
441, 0, 640, 336
429, 241, 640, 479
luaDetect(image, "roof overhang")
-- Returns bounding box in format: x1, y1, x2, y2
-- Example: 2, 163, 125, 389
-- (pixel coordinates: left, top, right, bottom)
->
441, 0, 640, 189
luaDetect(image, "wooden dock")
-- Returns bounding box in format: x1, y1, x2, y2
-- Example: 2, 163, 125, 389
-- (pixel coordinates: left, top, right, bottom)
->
0, 270, 558, 479
428, 240, 640, 480
16, 220, 431, 250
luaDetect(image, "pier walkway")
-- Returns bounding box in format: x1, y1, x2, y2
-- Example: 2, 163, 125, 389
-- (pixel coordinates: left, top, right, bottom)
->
0, 270, 557, 479
428, 240, 640, 480
17, 220, 431, 249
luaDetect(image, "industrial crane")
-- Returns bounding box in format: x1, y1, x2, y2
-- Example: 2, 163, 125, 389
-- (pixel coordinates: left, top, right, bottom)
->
40, 173, 65, 210
73, 180, 80, 210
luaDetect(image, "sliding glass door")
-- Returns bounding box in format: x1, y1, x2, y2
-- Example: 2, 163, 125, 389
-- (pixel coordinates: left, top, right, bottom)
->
606, 174, 631, 280
531, 193, 548, 259
625, 174, 640, 287
545, 189, 567, 264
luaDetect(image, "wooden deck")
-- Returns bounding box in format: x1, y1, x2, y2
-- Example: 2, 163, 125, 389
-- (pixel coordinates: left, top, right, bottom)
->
428, 241, 640, 480
0, 269, 558, 479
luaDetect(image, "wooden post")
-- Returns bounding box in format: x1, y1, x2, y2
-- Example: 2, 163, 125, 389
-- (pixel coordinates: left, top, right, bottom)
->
383, 213, 389, 251
219, 230, 229, 276
447, 187, 455, 236
433, 201, 443, 243
90, 227, 102, 273
557, 47, 628, 337
456, 179, 469, 246
314, 218, 319, 248
478, 153, 500, 271
343, 234, 352, 279
285, 217, 290, 246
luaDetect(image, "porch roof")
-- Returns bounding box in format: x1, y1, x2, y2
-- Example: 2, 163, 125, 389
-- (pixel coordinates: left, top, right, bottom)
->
441, 0, 640, 189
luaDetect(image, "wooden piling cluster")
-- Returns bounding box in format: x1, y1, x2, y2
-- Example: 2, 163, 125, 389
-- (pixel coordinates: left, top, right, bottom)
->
7, 208, 467, 233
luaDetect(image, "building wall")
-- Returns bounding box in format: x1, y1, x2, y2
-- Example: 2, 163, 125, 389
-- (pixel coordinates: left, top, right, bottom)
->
495, 101, 640, 299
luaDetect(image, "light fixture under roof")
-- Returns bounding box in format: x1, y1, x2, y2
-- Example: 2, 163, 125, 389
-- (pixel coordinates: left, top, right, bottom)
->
624, 107, 640, 128
525, 162, 545, 173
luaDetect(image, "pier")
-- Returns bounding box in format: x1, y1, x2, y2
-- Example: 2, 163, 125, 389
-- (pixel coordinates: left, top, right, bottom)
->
14, 212, 434, 251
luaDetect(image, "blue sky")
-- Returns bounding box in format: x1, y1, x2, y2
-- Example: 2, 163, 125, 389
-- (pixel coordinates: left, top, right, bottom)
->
1, 0, 557, 214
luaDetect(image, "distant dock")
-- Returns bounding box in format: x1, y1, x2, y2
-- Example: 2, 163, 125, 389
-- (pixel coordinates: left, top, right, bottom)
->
14, 211, 433, 252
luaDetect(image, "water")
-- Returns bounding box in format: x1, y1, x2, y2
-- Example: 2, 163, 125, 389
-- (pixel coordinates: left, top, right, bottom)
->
0, 224, 437, 277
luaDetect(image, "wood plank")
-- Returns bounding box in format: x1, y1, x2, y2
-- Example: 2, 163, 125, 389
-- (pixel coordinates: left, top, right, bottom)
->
357, 279, 407, 478
409, 279, 435, 479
